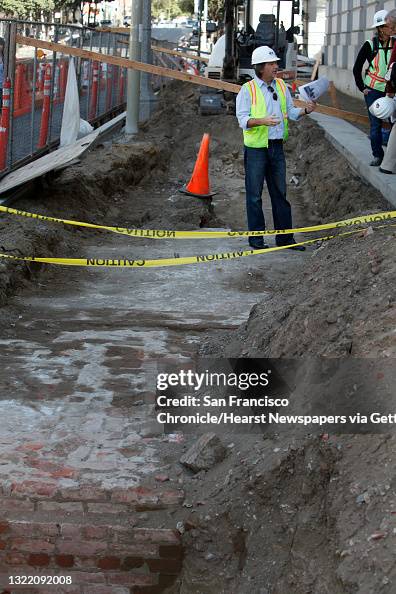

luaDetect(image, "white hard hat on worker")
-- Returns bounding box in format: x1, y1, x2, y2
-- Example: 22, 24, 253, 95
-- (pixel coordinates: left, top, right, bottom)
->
371, 9, 388, 28
251, 46, 280, 65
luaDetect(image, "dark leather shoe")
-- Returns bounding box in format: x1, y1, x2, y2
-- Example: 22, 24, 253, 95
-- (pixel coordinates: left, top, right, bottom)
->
379, 167, 393, 174
288, 243, 306, 251
370, 157, 382, 166
276, 240, 306, 251
249, 244, 269, 250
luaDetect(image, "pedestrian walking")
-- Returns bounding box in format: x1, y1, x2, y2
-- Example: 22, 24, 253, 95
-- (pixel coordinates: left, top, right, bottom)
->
353, 9, 395, 166
236, 46, 316, 251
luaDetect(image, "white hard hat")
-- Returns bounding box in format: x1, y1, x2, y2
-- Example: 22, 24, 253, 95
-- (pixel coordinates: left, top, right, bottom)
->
251, 46, 280, 65
372, 9, 388, 28
369, 96, 396, 120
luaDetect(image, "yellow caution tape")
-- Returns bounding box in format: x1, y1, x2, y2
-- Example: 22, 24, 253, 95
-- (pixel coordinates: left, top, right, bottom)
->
0, 204, 395, 239
0, 226, 388, 268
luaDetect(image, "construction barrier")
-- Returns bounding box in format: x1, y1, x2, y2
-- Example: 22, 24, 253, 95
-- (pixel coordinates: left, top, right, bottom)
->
0, 19, 130, 174
0, 204, 395, 239
37, 64, 52, 149
0, 225, 393, 268
0, 79, 11, 171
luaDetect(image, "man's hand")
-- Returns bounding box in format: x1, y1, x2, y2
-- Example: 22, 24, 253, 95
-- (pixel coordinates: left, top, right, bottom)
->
261, 115, 281, 126
304, 101, 316, 114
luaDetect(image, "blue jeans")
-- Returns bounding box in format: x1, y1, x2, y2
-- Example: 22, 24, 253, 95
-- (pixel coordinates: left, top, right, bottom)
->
364, 88, 385, 160
244, 142, 293, 248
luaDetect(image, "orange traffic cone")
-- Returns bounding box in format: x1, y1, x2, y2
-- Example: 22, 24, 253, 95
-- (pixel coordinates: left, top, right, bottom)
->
180, 133, 215, 198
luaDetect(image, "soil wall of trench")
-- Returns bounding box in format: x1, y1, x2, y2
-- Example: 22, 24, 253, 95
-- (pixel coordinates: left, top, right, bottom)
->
172, 112, 395, 593
0, 82, 394, 594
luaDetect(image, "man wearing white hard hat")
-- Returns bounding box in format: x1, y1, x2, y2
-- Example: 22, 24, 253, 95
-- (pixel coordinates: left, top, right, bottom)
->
236, 46, 316, 251
353, 9, 395, 166
380, 8, 396, 174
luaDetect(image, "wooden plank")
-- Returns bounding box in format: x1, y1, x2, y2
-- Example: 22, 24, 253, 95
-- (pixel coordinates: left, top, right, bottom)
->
294, 98, 369, 125
16, 35, 370, 126
328, 81, 341, 109
310, 58, 320, 81
151, 45, 209, 64
15, 34, 241, 94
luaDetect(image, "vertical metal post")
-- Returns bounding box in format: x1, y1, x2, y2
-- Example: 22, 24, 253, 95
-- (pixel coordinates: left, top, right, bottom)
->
96, 32, 103, 118
302, 0, 309, 56
140, 0, 156, 121
86, 32, 94, 121
47, 25, 59, 143
275, 1, 280, 50
5, 21, 16, 168
30, 48, 38, 155
125, 0, 143, 134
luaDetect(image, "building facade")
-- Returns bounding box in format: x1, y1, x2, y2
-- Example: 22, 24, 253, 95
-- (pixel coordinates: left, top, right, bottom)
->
321, 0, 394, 96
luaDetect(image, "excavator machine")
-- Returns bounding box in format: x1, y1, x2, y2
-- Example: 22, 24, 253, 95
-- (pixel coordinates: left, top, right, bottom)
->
199, 0, 300, 115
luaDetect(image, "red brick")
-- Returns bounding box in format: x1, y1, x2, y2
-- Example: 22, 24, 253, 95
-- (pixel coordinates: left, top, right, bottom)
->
60, 486, 109, 502
111, 486, 157, 505
131, 586, 164, 594
11, 522, 60, 538
83, 586, 129, 594
111, 543, 158, 558
61, 524, 81, 539
97, 556, 121, 570
0, 497, 35, 512
11, 480, 58, 498
55, 554, 74, 568
11, 538, 55, 553
120, 556, 144, 569
0, 541, 6, 550
132, 528, 180, 545
159, 544, 183, 559
4, 552, 27, 565
61, 570, 106, 584
28, 553, 50, 567
37, 502, 84, 514
57, 540, 107, 556
105, 573, 157, 586
147, 558, 182, 574
17, 441, 44, 451
0, 522, 9, 534
159, 574, 177, 588
50, 467, 76, 479
86, 503, 128, 515
81, 525, 109, 539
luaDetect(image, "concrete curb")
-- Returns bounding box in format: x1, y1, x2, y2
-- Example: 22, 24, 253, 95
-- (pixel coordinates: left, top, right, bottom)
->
309, 112, 396, 209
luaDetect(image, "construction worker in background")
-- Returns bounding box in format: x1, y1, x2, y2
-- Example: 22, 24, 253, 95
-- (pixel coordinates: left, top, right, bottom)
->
380, 9, 396, 174
353, 9, 394, 166
236, 46, 316, 251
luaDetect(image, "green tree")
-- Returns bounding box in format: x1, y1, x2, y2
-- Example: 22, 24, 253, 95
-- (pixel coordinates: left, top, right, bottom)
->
0, 0, 55, 17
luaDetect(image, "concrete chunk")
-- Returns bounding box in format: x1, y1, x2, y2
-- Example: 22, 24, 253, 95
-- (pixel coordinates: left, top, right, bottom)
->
180, 433, 227, 473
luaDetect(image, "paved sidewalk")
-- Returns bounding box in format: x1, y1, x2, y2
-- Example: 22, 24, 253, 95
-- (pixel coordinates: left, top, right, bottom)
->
310, 112, 396, 209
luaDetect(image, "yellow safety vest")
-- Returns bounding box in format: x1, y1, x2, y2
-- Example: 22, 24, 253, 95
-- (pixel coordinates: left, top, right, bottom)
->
364, 38, 394, 91
243, 78, 289, 148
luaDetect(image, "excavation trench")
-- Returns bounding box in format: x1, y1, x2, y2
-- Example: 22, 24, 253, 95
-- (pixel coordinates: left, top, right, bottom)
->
0, 82, 394, 593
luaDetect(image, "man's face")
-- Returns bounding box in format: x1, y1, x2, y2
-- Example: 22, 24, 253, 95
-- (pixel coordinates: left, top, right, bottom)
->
385, 19, 396, 37
262, 61, 279, 79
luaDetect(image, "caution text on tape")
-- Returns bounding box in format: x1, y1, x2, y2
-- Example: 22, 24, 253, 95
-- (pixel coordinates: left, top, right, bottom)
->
0, 205, 395, 239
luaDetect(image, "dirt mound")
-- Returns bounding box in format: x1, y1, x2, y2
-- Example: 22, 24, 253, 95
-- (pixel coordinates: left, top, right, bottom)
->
209, 225, 395, 358
171, 431, 395, 594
